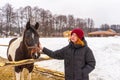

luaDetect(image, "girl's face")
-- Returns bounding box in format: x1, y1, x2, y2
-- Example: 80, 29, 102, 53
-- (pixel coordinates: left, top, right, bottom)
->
70, 33, 79, 43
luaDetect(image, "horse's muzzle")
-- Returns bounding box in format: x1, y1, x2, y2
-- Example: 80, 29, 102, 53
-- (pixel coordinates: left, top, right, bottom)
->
31, 47, 41, 59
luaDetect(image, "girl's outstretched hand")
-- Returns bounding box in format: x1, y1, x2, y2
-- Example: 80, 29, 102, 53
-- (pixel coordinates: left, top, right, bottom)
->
39, 43, 43, 51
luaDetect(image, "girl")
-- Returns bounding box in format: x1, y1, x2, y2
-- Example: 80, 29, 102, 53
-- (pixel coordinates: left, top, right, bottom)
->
40, 28, 96, 80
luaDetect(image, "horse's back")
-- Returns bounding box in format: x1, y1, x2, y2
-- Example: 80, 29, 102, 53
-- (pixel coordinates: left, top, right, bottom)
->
7, 37, 23, 61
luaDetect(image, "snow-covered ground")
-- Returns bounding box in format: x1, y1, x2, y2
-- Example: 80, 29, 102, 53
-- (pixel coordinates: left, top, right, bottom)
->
0, 36, 120, 80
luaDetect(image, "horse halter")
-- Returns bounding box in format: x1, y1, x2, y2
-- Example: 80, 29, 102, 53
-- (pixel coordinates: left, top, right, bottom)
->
24, 41, 40, 53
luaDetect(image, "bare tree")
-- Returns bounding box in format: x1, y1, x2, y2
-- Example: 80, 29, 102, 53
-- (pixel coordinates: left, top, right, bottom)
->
111, 24, 120, 33
0, 9, 3, 36
67, 15, 75, 29
100, 24, 109, 31
23, 6, 32, 22
40, 9, 51, 36
55, 15, 67, 36
2, 3, 15, 37
86, 18, 94, 32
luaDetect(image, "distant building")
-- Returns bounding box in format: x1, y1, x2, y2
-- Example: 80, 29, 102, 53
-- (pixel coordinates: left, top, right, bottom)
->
63, 30, 71, 37
88, 29, 117, 37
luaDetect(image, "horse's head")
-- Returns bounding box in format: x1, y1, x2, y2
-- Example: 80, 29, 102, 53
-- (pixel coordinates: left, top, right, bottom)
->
23, 21, 40, 59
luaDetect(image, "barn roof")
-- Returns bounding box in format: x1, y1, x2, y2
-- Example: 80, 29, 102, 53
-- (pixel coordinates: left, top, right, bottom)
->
88, 29, 117, 36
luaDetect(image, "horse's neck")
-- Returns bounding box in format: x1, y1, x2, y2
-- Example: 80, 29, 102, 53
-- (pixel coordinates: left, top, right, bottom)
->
16, 37, 28, 53
17, 41, 32, 59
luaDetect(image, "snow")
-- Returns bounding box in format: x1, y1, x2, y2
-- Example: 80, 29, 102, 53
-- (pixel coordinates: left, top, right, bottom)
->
0, 36, 120, 80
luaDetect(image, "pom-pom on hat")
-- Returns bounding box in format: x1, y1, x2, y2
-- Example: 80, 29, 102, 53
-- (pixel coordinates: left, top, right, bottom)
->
71, 28, 84, 40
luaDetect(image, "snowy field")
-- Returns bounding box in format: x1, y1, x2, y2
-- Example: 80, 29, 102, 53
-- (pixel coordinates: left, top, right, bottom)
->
0, 36, 120, 80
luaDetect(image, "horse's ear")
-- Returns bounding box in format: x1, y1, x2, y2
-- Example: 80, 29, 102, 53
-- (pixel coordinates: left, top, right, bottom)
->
35, 22, 39, 30
26, 21, 30, 29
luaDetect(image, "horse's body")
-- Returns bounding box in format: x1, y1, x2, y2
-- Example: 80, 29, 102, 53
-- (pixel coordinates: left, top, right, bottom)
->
7, 21, 40, 80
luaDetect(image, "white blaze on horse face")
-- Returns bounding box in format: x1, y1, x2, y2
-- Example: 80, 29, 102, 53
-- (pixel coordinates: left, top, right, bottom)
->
32, 33, 34, 39
8, 37, 23, 61
34, 52, 38, 58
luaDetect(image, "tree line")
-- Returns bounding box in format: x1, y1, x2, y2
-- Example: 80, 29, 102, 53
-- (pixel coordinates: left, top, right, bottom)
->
0, 3, 120, 37
100, 24, 120, 33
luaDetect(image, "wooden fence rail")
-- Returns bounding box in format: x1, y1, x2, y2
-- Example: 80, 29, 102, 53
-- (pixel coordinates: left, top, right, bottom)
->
0, 57, 51, 67
0, 44, 8, 46
34, 66, 64, 79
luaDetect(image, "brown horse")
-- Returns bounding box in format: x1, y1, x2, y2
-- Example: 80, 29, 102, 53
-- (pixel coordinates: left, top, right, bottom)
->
7, 21, 41, 80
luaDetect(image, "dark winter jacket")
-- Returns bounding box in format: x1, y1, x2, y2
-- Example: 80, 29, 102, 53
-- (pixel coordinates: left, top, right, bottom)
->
42, 38, 96, 80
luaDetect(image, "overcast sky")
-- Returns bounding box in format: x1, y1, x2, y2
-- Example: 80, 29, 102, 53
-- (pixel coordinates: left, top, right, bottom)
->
0, 0, 120, 27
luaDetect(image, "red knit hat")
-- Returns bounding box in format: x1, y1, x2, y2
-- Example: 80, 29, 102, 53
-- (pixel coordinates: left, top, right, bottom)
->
71, 28, 84, 39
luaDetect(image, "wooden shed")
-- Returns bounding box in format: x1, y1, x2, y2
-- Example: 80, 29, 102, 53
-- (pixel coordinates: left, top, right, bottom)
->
63, 30, 71, 37
88, 29, 117, 37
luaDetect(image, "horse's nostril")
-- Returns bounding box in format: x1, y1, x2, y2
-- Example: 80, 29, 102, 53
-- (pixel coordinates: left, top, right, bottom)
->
34, 55, 37, 59
35, 54, 38, 58
32, 53, 39, 59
